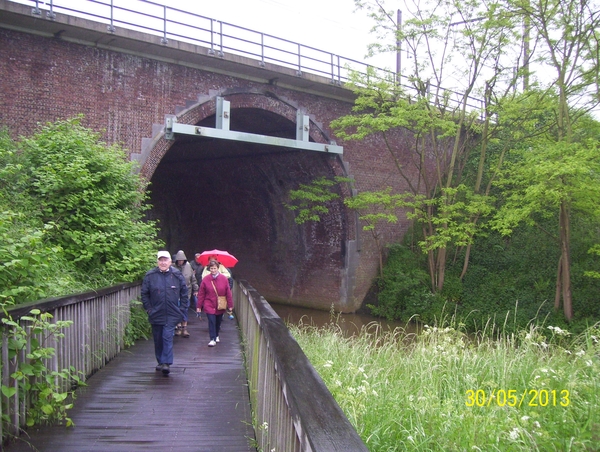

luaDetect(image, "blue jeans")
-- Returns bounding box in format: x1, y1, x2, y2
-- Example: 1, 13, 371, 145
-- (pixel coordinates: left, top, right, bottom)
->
151, 323, 176, 365
206, 313, 224, 341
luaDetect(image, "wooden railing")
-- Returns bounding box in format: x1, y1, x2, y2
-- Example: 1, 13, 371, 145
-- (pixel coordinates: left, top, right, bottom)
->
0, 282, 140, 439
1, 279, 367, 450
235, 279, 368, 451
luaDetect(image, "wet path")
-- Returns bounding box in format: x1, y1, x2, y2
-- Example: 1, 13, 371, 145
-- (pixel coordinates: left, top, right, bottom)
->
5, 314, 256, 452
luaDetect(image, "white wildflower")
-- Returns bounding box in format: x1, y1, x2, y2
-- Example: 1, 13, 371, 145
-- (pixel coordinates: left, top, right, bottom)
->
323, 360, 333, 368
548, 326, 571, 336
576, 350, 585, 357
509, 427, 520, 441
533, 421, 541, 429
586, 360, 593, 367
521, 416, 530, 422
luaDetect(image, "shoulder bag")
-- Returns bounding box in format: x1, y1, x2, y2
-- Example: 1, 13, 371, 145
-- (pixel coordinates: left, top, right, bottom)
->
211, 280, 228, 310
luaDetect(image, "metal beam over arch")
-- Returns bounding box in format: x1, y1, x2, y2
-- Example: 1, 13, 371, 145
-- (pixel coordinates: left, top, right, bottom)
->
164, 97, 343, 154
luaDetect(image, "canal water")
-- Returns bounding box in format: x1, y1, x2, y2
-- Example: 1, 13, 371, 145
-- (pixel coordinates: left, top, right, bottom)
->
270, 302, 418, 337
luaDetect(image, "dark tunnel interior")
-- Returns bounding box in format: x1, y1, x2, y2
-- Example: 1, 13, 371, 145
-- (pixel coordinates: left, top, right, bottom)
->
147, 107, 348, 307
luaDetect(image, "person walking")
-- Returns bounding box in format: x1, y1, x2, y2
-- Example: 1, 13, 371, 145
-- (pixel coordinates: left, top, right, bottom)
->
200, 256, 234, 289
141, 250, 188, 375
197, 260, 233, 347
172, 250, 198, 337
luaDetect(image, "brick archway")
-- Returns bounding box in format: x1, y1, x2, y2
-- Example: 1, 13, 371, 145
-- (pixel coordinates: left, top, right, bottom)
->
139, 91, 359, 311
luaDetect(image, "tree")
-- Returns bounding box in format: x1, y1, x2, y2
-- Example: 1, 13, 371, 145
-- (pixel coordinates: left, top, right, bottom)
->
492, 0, 600, 321
332, 0, 520, 292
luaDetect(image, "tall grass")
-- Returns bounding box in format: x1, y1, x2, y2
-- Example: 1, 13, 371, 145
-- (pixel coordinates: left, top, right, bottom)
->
290, 319, 600, 451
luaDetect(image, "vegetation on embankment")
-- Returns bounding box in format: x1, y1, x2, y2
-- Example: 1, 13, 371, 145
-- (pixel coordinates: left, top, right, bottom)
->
291, 319, 600, 451
370, 220, 600, 334
0, 117, 162, 307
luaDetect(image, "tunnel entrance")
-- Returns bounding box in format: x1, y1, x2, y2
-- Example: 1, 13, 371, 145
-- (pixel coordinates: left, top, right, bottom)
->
144, 93, 356, 311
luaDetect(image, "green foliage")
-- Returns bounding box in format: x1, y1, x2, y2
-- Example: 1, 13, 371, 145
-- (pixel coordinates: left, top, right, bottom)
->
0, 118, 163, 306
21, 117, 161, 281
492, 139, 600, 236
344, 188, 401, 231
407, 185, 495, 253
367, 244, 436, 322
123, 299, 152, 347
286, 176, 351, 224
370, 214, 600, 331
1, 309, 84, 429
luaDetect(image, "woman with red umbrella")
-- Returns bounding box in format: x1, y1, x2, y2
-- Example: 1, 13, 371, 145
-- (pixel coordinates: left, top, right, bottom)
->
196, 259, 233, 346
197, 249, 236, 289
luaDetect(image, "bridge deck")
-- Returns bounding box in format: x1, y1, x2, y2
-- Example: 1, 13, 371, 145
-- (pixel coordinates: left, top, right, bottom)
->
5, 314, 256, 452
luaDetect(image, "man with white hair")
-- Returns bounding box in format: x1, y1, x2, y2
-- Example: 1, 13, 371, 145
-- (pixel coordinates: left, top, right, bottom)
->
141, 250, 188, 375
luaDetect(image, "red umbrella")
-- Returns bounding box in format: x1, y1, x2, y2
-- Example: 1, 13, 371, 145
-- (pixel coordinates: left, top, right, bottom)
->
198, 249, 238, 267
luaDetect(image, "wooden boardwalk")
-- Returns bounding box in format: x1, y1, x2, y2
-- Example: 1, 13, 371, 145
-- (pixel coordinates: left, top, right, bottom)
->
5, 313, 256, 452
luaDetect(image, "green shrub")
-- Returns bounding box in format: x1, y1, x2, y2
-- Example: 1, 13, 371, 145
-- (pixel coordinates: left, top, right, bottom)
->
367, 244, 430, 321
1, 309, 85, 429
0, 118, 163, 306
123, 300, 152, 347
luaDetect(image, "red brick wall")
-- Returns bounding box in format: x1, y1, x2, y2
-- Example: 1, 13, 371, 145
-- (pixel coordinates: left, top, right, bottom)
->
0, 27, 413, 311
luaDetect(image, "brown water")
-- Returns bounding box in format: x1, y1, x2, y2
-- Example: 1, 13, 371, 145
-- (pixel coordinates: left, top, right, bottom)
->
270, 302, 419, 337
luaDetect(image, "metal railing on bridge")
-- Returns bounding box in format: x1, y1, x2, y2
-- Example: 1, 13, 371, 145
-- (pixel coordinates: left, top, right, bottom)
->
8, 0, 483, 113
1, 279, 367, 450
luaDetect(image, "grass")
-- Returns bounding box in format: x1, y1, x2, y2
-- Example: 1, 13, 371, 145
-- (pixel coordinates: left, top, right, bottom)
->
289, 319, 600, 451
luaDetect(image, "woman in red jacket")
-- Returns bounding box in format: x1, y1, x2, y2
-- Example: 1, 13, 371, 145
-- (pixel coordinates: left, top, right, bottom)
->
197, 260, 233, 346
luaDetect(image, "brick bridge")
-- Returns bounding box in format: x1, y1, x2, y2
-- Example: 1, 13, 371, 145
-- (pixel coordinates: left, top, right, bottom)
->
0, 0, 413, 312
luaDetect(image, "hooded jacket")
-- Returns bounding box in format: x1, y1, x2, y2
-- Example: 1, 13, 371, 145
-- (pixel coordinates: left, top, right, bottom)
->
141, 266, 188, 325
173, 250, 198, 299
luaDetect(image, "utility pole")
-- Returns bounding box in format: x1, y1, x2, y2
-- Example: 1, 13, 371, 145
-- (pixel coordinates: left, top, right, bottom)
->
396, 9, 402, 85
523, 12, 530, 90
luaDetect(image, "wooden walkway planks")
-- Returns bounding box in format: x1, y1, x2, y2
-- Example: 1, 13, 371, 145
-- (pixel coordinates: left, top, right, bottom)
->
5, 313, 257, 452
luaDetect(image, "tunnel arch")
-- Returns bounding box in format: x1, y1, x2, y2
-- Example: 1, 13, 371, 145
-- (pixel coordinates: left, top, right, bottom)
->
139, 90, 360, 311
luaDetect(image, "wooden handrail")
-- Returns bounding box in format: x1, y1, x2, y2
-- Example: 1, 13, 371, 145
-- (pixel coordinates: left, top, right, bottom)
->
1, 282, 141, 439
235, 279, 368, 451
1, 278, 367, 450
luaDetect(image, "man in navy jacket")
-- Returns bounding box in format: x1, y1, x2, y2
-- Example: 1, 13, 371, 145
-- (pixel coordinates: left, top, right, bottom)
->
142, 250, 188, 375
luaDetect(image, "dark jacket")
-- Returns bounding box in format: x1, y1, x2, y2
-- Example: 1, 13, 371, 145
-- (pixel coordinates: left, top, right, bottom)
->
141, 266, 188, 325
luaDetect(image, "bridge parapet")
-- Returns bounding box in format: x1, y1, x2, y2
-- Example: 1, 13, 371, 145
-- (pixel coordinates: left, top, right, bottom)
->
3, 0, 482, 110
236, 279, 368, 451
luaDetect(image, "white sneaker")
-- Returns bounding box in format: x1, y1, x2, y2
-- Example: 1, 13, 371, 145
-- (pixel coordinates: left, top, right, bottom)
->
208, 340, 216, 347
215, 336, 220, 343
